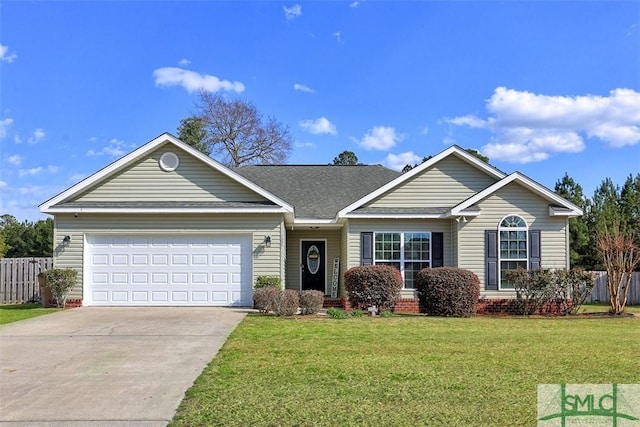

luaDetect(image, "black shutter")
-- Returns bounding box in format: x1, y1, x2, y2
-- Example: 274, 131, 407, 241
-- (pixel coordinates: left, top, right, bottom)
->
361, 232, 373, 265
485, 230, 498, 290
432, 232, 444, 267
529, 230, 541, 270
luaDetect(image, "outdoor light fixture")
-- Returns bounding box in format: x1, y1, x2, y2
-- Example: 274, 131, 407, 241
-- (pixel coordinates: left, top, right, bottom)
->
62, 235, 71, 247
455, 216, 468, 223
264, 236, 271, 247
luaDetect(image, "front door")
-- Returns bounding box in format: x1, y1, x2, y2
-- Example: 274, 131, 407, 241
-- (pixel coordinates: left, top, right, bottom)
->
301, 240, 325, 293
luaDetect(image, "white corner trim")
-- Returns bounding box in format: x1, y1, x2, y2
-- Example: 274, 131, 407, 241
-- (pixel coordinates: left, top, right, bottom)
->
337, 145, 506, 218
39, 133, 294, 214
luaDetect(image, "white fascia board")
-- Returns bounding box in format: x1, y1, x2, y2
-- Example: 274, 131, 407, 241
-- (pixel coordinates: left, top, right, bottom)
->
549, 206, 582, 217
337, 145, 506, 218
451, 172, 583, 216
39, 133, 293, 213
341, 213, 446, 219
293, 218, 337, 224
42, 207, 290, 214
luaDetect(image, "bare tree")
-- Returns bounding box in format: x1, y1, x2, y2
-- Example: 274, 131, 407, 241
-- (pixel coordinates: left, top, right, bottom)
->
194, 92, 292, 167
597, 226, 640, 315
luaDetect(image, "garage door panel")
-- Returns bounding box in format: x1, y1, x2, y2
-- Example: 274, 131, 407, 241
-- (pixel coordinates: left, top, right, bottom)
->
87, 234, 252, 306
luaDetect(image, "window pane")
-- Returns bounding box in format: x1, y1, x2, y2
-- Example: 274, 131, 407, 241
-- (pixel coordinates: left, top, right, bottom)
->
404, 233, 430, 260
375, 233, 400, 260
404, 262, 429, 289
377, 261, 401, 271
500, 260, 527, 289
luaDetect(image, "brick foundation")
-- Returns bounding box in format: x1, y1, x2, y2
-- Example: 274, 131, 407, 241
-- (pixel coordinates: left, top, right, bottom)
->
392, 298, 421, 314
326, 297, 571, 315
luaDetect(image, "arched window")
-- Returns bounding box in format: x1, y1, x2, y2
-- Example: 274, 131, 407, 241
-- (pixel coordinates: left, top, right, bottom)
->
498, 215, 528, 289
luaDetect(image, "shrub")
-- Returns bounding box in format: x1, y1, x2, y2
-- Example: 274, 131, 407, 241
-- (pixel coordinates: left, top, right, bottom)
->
253, 286, 281, 313
415, 267, 480, 317
344, 265, 403, 314
41, 268, 78, 308
553, 269, 596, 315
274, 289, 300, 316
255, 275, 282, 289
506, 268, 555, 315
299, 290, 324, 315
350, 309, 365, 318
326, 307, 347, 319
380, 310, 393, 318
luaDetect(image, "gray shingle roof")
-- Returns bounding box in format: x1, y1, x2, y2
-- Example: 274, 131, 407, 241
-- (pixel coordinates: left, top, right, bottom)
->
235, 165, 400, 219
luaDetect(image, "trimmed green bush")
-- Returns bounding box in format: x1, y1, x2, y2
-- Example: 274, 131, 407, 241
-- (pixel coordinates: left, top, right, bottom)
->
274, 289, 299, 316
255, 275, 282, 289
415, 267, 480, 317
350, 309, 365, 317
344, 265, 403, 313
299, 290, 324, 315
41, 268, 78, 308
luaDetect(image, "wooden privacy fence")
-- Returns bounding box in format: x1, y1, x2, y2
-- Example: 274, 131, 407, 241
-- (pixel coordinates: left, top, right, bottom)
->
586, 271, 640, 305
0, 257, 53, 304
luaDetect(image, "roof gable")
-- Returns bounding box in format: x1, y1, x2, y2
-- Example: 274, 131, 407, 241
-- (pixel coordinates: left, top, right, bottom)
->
450, 172, 583, 217
365, 155, 500, 210
339, 145, 506, 218
40, 133, 293, 213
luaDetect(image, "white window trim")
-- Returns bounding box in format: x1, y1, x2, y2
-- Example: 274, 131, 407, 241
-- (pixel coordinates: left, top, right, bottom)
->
373, 231, 431, 289
497, 215, 529, 290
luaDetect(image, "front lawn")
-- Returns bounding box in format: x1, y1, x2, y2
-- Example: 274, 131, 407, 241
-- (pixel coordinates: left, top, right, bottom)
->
0, 303, 61, 325
171, 313, 639, 426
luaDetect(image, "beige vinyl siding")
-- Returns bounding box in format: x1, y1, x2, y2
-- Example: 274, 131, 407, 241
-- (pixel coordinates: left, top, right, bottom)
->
367, 156, 498, 208
53, 213, 285, 300
346, 219, 452, 297
285, 229, 341, 294
457, 182, 568, 296
74, 143, 268, 203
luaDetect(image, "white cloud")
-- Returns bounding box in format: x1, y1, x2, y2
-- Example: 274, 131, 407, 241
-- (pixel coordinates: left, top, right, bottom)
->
420, 126, 429, 135
294, 83, 315, 93
295, 141, 315, 149
47, 165, 60, 173
283, 4, 302, 20
87, 138, 134, 157
0, 118, 13, 138
0, 181, 7, 191
27, 128, 45, 144
8, 154, 21, 165
384, 152, 422, 172
357, 126, 403, 151
178, 58, 191, 66
0, 44, 17, 63
349, 1, 360, 8
446, 87, 640, 163
333, 31, 343, 44
299, 117, 337, 135
153, 67, 245, 94
19, 167, 43, 177
14, 135, 22, 143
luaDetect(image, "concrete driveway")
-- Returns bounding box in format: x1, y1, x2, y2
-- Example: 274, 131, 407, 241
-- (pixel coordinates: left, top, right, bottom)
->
0, 307, 247, 426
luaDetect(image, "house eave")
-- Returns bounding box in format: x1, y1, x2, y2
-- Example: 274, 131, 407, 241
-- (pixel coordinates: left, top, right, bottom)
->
341, 213, 447, 219
42, 207, 290, 215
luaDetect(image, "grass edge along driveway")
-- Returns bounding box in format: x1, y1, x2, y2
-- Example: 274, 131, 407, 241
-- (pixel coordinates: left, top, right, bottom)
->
171, 312, 639, 427
0, 303, 60, 325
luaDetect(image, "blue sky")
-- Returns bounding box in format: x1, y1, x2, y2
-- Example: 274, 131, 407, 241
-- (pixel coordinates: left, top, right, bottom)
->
1, 1, 639, 222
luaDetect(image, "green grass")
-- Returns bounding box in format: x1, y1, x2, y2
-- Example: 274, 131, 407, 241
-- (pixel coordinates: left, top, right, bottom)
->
170, 312, 640, 426
0, 303, 60, 325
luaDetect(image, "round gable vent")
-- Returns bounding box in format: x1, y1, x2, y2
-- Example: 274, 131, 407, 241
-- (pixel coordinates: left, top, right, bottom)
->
159, 152, 180, 171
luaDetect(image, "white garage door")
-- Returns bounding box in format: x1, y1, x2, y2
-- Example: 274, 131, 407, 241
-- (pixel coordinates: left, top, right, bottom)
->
86, 235, 252, 306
